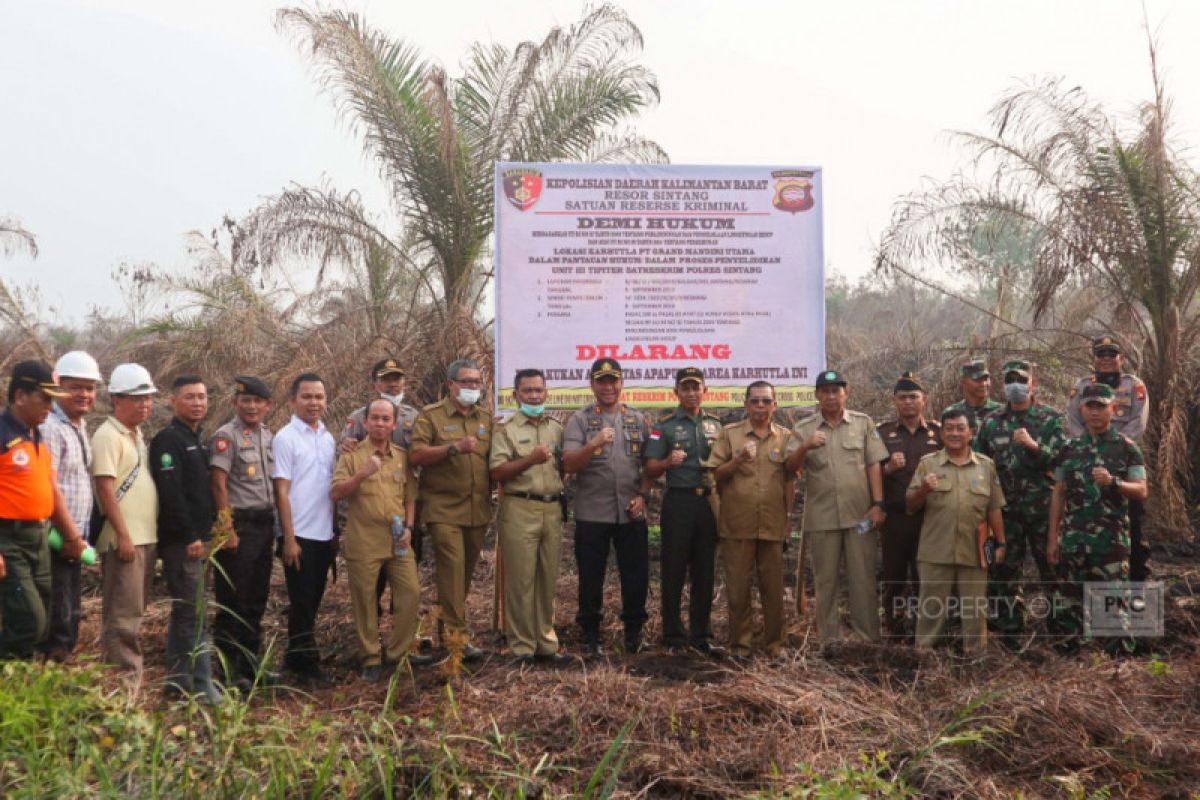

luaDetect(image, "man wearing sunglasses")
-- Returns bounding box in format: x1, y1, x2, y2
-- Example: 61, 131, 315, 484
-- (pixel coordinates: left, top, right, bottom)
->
974, 359, 1066, 642
409, 359, 494, 663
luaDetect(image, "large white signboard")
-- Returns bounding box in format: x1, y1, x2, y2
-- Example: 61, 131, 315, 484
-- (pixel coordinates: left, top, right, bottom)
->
495, 163, 824, 409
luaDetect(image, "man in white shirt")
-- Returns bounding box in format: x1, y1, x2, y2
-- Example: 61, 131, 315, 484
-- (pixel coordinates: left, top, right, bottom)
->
272, 373, 337, 685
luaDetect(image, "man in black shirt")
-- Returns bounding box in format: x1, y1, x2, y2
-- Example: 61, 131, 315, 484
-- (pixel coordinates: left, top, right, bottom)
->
150, 375, 220, 704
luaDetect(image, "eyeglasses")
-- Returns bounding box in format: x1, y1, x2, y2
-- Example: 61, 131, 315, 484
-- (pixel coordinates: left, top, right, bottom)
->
747, 398, 774, 406
452, 378, 482, 388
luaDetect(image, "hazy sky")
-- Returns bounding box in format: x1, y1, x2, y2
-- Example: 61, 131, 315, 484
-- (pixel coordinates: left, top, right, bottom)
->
3, 0, 1198, 321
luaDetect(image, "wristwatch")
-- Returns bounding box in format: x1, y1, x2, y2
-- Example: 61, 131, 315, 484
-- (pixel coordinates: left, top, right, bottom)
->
870, 500, 885, 509
447, 443, 459, 457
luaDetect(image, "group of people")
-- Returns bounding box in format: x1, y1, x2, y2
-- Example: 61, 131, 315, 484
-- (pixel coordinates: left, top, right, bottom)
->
0, 336, 1151, 700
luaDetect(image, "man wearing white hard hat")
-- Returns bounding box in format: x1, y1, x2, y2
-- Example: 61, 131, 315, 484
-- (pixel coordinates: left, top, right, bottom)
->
37, 351, 102, 661
90, 363, 159, 679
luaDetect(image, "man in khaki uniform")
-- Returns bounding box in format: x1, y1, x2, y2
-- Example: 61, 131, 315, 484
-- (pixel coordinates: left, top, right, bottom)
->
489, 369, 572, 667
707, 381, 794, 659
409, 358, 493, 661
785, 369, 888, 643
331, 399, 427, 680
906, 407, 1006, 655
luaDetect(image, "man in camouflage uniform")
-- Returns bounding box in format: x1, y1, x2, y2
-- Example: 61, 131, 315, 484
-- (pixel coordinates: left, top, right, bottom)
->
974, 359, 1066, 639
1048, 383, 1147, 650
1065, 337, 1151, 580
943, 360, 1002, 435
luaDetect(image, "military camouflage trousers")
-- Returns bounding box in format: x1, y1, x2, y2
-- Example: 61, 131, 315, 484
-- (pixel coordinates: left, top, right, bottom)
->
987, 510, 1055, 636
1052, 524, 1131, 650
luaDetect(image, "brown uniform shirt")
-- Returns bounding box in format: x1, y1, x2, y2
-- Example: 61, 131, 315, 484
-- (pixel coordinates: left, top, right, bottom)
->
332, 438, 417, 561
789, 409, 889, 532
908, 450, 1005, 567
489, 412, 564, 496
877, 418, 942, 513
706, 418, 793, 540
410, 398, 493, 526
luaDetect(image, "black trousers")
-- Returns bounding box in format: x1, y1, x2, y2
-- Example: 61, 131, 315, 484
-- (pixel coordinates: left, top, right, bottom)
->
1128, 499, 1150, 581
213, 509, 276, 679
39, 550, 81, 657
659, 490, 717, 645
881, 509, 923, 636
281, 536, 334, 674
574, 519, 649, 637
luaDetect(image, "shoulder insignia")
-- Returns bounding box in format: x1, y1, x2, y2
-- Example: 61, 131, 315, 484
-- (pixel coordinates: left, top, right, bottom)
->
1134, 384, 1146, 401
214, 437, 230, 453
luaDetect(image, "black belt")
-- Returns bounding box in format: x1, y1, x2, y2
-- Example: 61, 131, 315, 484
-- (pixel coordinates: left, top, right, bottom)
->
0, 518, 46, 531
234, 507, 275, 521
506, 491, 563, 503
667, 487, 713, 497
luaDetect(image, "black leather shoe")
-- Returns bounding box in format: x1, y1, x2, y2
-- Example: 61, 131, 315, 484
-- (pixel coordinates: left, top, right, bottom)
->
462, 644, 488, 663
623, 634, 646, 654
511, 654, 537, 668
536, 652, 575, 668
361, 665, 382, 682
584, 640, 604, 659
692, 641, 726, 658
407, 653, 435, 668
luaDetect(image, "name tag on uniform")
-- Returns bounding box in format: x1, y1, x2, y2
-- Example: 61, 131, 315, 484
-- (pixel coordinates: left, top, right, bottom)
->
993, 436, 1010, 446
443, 424, 460, 432
518, 438, 531, 444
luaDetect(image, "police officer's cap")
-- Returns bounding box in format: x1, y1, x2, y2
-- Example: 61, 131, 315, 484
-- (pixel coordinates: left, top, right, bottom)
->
675, 366, 704, 386
1080, 383, 1115, 405
960, 359, 989, 379
233, 376, 271, 400
372, 358, 405, 379
1092, 336, 1122, 356
1001, 359, 1032, 380
815, 369, 847, 388
10, 360, 66, 398
590, 359, 622, 380
893, 371, 924, 393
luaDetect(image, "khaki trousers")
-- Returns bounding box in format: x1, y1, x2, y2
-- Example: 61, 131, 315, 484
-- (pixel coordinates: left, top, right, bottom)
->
499, 497, 562, 656
100, 543, 157, 674
346, 554, 420, 667
915, 562, 988, 654
808, 527, 880, 643
721, 537, 784, 656
429, 523, 488, 637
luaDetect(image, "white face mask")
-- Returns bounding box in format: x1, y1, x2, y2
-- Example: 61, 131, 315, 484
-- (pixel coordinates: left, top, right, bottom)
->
457, 387, 481, 406
380, 392, 404, 405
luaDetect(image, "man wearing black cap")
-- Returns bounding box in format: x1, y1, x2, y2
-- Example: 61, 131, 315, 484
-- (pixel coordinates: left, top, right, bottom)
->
786, 370, 888, 643
0, 361, 87, 660
1065, 337, 1151, 581
209, 376, 279, 687
642, 367, 723, 655
943, 360, 1002, 435
876, 372, 942, 639
562, 359, 650, 657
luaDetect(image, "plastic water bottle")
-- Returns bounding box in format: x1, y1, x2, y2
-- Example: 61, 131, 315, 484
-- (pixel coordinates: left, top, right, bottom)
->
854, 517, 874, 535
391, 515, 408, 557
47, 527, 98, 566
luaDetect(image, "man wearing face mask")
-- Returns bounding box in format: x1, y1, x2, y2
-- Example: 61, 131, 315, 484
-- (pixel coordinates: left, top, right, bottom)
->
943, 360, 1002, 436
409, 359, 493, 663
1065, 337, 1150, 581
974, 359, 1067, 641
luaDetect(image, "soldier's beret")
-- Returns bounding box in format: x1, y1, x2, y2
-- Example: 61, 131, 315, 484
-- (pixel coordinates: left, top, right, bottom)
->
233, 375, 271, 400
675, 366, 704, 385
372, 358, 405, 379
1080, 383, 1115, 404
893, 371, 924, 393
815, 369, 847, 388
591, 359, 622, 379
1092, 337, 1121, 356
1001, 359, 1032, 379
960, 359, 989, 379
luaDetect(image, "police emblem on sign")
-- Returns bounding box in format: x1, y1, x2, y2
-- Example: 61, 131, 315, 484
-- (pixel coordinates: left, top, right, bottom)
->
503, 168, 543, 212
770, 170, 815, 214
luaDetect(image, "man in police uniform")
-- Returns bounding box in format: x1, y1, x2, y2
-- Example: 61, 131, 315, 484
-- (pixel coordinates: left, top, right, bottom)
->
489, 369, 573, 667
785, 369, 888, 644
209, 376, 278, 688
707, 381, 794, 659
409, 358, 493, 662
150, 375, 220, 703
341, 358, 420, 449
0, 361, 87, 660
1065, 337, 1151, 580
943, 360, 1002, 434
331, 398, 426, 680
877, 372, 942, 639
562, 359, 650, 657
642, 367, 723, 655
974, 359, 1066, 640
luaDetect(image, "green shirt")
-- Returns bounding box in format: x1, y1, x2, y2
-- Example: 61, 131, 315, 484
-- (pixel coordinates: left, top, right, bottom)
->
643, 407, 721, 489
1052, 428, 1146, 534
974, 402, 1066, 511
